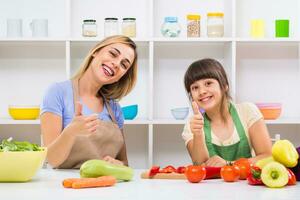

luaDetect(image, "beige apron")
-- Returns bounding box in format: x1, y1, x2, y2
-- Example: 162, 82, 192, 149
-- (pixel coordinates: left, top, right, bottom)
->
57, 80, 124, 169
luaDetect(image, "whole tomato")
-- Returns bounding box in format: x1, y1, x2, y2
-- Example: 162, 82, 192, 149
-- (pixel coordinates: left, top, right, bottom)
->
233, 158, 251, 180
221, 165, 240, 182
185, 165, 206, 183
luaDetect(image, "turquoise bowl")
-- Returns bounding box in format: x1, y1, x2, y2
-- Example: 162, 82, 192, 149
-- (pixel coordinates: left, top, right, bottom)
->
122, 104, 138, 120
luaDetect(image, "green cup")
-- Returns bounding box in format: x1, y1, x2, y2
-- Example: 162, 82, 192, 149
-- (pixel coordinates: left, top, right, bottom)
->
275, 19, 289, 37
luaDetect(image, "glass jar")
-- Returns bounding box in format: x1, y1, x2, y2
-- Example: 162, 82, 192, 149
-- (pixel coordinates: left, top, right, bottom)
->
82, 19, 97, 37
187, 14, 201, 37
104, 18, 119, 37
161, 17, 181, 37
207, 12, 224, 37
122, 18, 136, 37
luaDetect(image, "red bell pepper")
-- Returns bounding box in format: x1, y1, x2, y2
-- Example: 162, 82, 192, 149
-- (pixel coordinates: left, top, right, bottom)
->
160, 165, 176, 173
205, 166, 221, 179
247, 166, 263, 185
176, 166, 186, 174
287, 168, 297, 185
149, 166, 160, 177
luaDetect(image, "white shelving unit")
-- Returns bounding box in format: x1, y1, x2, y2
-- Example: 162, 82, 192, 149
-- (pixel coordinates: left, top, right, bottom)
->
0, 0, 300, 169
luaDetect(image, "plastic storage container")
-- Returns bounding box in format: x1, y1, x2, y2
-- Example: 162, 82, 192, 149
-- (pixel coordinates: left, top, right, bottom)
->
161, 17, 181, 37
187, 14, 201, 37
122, 18, 136, 37
207, 12, 224, 37
82, 19, 97, 37
104, 18, 119, 37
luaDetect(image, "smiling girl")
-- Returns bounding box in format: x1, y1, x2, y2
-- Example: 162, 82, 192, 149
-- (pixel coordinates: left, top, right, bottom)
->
182, 58, 272, 167
41, 35, 137, 168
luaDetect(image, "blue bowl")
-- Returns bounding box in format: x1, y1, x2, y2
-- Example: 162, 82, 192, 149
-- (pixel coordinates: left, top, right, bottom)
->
171, 107, 189, 120
121, 104, 138, 120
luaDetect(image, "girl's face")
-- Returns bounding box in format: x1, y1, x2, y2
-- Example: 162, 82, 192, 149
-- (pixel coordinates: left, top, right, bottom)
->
190, 78, 224, 112
90, 43, 135, 85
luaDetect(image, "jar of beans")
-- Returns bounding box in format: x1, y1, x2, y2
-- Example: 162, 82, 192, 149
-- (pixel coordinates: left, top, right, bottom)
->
187, 14, 200, 37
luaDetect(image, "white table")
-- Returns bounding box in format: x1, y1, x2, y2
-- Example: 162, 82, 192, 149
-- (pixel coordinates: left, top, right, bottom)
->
1, 169, 299, 200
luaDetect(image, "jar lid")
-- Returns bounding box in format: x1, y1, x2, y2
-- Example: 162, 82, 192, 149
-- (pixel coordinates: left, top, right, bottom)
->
105, 18, 118, 21
207, 12, 224, 17
164, 17, 178, 23
187, 15, 201, 20
123, 18, 136, 21
83, 19, 96, 22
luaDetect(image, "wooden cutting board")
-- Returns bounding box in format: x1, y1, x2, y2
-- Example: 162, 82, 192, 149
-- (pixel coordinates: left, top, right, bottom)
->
141, 171, 186, 179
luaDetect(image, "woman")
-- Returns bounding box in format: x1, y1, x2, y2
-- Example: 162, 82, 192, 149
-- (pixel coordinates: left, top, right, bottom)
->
182, 58, 272, 166
41, 35, 138, 168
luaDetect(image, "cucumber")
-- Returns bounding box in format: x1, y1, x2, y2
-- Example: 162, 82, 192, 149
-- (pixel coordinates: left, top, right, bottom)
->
80, 159, 134, 181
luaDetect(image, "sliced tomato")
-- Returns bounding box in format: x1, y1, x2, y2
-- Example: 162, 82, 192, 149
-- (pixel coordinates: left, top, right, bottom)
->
149, 166, 160, 177
176, 166, 186, 174
160, 165, 176, 173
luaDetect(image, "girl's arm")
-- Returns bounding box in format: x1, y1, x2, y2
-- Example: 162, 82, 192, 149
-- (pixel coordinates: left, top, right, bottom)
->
186, 133, 210, 165
248, 119, 272, 164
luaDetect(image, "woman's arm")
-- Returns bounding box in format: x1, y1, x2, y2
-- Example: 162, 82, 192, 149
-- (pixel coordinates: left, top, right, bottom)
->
248, 119, 272, 164
41, 112, 76, 168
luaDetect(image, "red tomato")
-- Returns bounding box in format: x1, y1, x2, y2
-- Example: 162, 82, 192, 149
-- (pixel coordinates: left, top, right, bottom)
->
185, 165, 206, 183
221, 165, 240, 182
176, 166, 186, 174
233, 158, 251, 180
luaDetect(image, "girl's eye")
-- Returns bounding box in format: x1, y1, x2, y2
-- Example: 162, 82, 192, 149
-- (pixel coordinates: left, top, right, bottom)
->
191, 86, 198, 91
205, 81, 212, 86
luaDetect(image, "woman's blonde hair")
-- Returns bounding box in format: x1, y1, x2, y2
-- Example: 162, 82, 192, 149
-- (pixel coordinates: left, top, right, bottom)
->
72, 35, 138, 100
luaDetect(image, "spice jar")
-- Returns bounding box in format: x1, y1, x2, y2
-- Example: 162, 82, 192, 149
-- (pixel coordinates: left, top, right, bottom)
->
104, 18, 119, 37
82, 19, 97, 37
187, 14, 201, 37
161, 17, 181, 37
207, 12, 224, 37
122, 18, 136, 37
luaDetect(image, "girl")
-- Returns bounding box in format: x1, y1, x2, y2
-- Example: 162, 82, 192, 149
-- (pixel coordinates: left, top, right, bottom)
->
41, 35, 137, 168
182, 58, 272, 166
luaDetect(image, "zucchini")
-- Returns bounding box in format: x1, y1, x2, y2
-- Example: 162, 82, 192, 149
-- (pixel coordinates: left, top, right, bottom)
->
80, 159, 134, 181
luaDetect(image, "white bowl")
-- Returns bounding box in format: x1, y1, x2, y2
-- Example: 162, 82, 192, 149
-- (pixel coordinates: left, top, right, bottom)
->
171, 107, 189, 120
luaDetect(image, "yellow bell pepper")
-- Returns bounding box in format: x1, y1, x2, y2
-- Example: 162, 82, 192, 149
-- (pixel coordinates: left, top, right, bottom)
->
272, 140, 299, 168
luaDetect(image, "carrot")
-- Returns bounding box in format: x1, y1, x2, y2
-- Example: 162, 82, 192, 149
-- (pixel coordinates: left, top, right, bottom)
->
63, 178, 83, 188
71, 176, 116, 189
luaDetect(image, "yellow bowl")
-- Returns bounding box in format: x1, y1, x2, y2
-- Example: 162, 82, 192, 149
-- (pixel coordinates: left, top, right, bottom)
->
8, 105, 40, 120
0, 148, 47, 182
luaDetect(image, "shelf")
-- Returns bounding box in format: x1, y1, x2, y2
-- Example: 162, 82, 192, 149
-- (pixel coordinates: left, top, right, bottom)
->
0, 118, 40, 125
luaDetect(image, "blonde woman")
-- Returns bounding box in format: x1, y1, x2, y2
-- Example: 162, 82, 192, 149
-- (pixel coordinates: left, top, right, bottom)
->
41, 35, 138, 169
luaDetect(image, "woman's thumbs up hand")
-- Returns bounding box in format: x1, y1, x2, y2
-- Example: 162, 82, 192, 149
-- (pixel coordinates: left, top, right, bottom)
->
190, 101, 204, 135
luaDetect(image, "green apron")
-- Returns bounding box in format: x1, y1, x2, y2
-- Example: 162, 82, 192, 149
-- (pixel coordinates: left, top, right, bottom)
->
203, 103, 252, 161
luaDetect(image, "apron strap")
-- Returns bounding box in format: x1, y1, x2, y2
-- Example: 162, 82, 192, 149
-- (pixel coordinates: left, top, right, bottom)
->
72, 79, 118, 125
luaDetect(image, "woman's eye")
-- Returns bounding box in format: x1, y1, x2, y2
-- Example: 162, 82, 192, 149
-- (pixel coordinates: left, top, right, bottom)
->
121, 63, 127, 70
109, 51, 117, 57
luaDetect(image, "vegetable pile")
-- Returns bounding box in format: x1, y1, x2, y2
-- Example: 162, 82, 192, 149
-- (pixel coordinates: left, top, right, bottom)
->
0, 138, 42, 152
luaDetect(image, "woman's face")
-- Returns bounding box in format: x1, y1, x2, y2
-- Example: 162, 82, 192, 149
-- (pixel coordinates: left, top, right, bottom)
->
190, 78, 224, 112
90, 43, 135, 85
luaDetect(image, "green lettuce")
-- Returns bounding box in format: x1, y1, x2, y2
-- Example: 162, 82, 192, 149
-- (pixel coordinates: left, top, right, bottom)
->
0, 138, 42, 152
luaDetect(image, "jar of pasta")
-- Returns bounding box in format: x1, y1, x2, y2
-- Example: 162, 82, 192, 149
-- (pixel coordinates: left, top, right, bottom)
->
207, 12, 224, 37
122, 18, 136, 37
82, 19, 97, 37
187, 14, 201, 37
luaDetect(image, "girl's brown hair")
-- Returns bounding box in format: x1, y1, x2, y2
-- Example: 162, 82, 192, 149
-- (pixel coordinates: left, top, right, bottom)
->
184, 58, 231, 122
72, 35, 138, 100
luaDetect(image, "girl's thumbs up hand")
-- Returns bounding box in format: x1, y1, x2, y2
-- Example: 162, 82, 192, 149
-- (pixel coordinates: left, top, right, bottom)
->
190, 101, 204, 135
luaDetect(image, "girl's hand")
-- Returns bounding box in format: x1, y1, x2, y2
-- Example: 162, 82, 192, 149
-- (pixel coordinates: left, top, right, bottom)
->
65, 102, 99, 136
204, 155, 226, 167
190, 101, 204, 136
103, 155, 124, 166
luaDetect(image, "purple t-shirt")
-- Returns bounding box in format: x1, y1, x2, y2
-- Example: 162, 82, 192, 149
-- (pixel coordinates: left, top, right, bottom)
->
41, 80, 124, 129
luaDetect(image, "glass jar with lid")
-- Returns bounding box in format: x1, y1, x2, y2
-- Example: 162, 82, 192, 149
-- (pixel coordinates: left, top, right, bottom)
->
187, 14, 201, 37
82, 19, 97, 37
104, 18, 119, 37
122, 18, 136, 37
161, 17, 181, 37
207, 12, 224, 37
